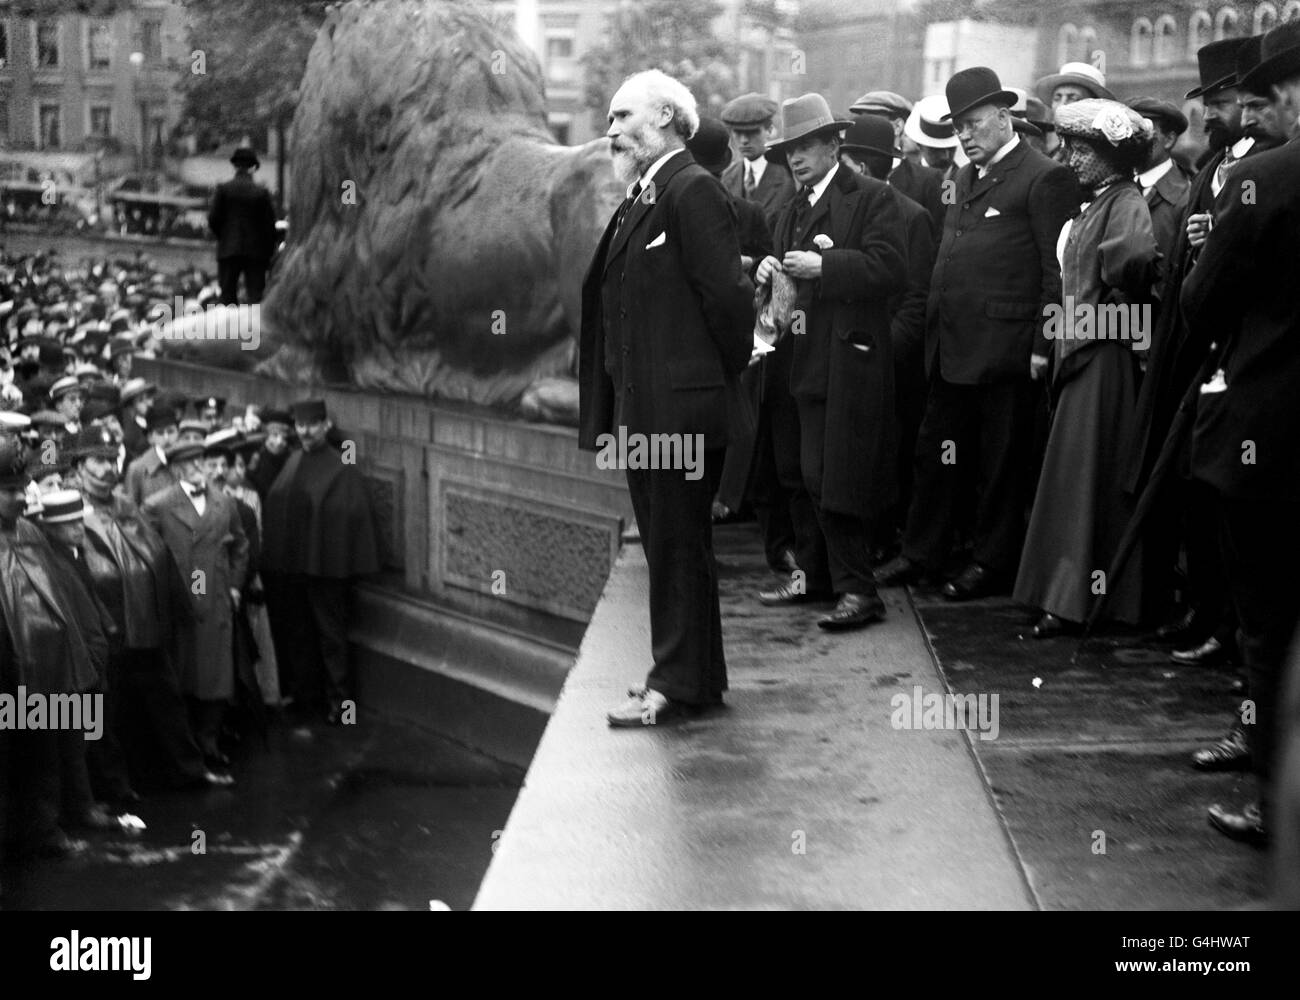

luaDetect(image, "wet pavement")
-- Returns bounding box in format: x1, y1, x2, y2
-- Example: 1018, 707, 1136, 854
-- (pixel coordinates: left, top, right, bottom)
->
2, 714, 522, 911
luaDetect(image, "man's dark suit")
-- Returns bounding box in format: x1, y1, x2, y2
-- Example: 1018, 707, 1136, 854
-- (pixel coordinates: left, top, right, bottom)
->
889, 157, 946, 236
901, 138, 1077, 576
769, 165, 908, 595
578, 148, 753, 706
1183, 138, 1300, 812
1143, 162, 1192, 269
722, 154, 795, 230
208, 172, 279, 305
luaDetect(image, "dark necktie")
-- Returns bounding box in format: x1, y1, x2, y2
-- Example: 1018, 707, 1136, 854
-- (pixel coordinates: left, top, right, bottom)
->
615, 182, 643, 234
743, 162, 756, 198
793, 186, 814, 231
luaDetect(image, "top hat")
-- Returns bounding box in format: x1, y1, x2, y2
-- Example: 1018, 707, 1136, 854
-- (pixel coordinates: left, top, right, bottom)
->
943, 67, 1018, 122
260, 407, 293, 428
1035, 62, 1115, 103
685, 117, 734, 175
766, 94, 853, 152
1187, 38, 1248, 98
230, 146, 260, 168
840, 116, 901, 160
904, 95, 959, 148
1241, 20, 1300, 95
720, 92, 779, 127
848, 90, 913, 118
1126, 96, 1189, 136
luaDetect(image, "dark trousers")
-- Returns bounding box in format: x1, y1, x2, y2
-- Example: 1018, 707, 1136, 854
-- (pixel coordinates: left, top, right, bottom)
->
751, 388, 798, 569
628, 449, 726, 706
1217, 494, 1300, 814
84, 666, 134, 804
274, 575, 352, 709
903, 376, 1036, 575
1144, 474, 1234, 635
117, 647, 208, 787
217, 255, 268, 305
4, 727, 94, 854
790, 398, 878, 596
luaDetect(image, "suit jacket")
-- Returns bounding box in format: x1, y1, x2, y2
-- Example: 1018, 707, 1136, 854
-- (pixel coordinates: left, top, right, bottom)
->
1144, 163, 1192, 268
889, 187, 936, 380
125, 446, 174, 508
889, 157, 946, 237
144, 483, 249, 701
208, 173, 278, 262
925, 139, 1078, 384
1184, 138, 1300, 502
122, 414, 149, 461
722, 155, 795, 231
578, 148, 755, 454
770, 164, 908, 515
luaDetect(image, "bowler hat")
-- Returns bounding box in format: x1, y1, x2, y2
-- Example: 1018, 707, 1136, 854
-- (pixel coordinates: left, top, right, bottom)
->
1126, 96, 1189, 136
1241, 20, 1300, 95
685, 117, 733, 174
230, 145, 260, 168
840, 116, 900, 159
1035, 62, 1115, 103
145, 407, 179, 433
1187, 38, 1247, 98
720, 93, 779, 127
766, 94, 852, 152
260, 407, 293, 428
290, 398, 328, 424
904, 95, 959, 148
942, 67, 1018, 121
848, 90, 913, 118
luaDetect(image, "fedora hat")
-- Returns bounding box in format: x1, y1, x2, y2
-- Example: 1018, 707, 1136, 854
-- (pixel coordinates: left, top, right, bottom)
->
904, 95, 959, 148
840, 116, 900, 159
1035, 61, 1115, 103
766, 94, 852, 152
1241, 20, 1300, 95
942, 67, 1019, 121
1187, 38, 1247, 98
685, 117, 734, 174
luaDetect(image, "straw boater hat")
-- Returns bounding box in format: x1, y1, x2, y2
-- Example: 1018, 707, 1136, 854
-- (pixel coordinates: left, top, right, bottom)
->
1035, 61, 1115, 103
903, 95, 959, 149
766, 94, 853, 153
37, 489, 86, 524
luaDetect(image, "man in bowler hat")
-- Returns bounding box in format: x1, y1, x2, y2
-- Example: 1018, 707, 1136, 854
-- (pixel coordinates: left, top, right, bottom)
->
208, 146, 279, 305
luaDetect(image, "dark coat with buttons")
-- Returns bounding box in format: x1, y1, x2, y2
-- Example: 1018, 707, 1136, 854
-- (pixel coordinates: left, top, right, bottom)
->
925, 139, 1078, 384
577, 149, 755, 454
769, 164, 908, 516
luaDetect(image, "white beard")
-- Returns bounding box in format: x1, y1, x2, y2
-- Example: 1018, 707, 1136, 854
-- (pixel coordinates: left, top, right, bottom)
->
611, 126, 669, 188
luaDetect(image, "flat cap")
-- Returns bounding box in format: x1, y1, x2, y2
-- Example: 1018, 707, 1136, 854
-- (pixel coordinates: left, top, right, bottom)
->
1126, 96, 1188, 136
849, 90, 913, 118
720, 92, 779, 126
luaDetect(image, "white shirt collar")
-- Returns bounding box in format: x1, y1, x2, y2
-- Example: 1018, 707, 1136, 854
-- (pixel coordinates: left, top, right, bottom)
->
744, 154, 768, 185
1136, 158, 1174, 193
626, 147, 682, 199
155, 444, 167, 464
805, 162, 840, 207
978, 134, 1020, 177
1228, 136, 1255, 160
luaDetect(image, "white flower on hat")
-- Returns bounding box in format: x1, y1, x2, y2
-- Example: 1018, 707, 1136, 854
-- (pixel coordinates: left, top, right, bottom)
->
1093, 107, 1135, 146
813, 234, 834, 250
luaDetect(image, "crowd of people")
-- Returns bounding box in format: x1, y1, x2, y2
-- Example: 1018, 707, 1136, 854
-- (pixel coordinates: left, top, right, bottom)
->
0, 244, 379, 880
588, 22, 1299, 855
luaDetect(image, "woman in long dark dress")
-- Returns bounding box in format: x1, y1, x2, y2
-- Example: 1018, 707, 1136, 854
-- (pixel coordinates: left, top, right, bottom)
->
1014, 100, 1159, 637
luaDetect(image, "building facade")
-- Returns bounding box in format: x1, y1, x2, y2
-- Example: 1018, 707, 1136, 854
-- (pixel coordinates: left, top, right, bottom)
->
0, 0, 189, 164
794, 0, 927, 117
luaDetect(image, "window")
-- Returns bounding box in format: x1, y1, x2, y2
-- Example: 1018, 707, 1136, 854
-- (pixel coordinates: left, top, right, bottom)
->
89, 20, 112, 70
0, 22, 9, 70
141, 18, 162, 63
1131, 18, 1153, 66
36, 19, 60, 68
1058, 23, 1078, 66
1079, 27, 1099, 64
1254, 2, 1279, 32
1189, 10, 1212, 55
38, 104, 61, 149
1154, 15, 1178, 65
543, 32, 576, 86
1214, 6, 1240, 39
90, 106, 112, 138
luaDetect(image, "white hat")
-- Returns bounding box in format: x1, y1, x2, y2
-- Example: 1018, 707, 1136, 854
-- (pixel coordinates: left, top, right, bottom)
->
903, 95, 959, 149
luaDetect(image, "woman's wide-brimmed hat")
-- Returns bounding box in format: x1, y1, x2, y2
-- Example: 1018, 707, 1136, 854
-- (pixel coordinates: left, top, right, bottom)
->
1054, 99, 1153, 152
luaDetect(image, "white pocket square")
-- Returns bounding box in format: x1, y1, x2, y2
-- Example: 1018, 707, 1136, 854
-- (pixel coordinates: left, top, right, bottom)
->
645, 231, 666, 249
984, 206, 1001, 218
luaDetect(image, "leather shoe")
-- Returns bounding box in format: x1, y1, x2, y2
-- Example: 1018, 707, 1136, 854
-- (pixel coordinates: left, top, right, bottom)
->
1150, 608, 1205, 646
1191, 725, 1250, 771
1171, 636, 1234, 667
942, 563, 1005, 601
607, 689, 687, 727
817, 593, 886, 631
876, 554, 924, 587
1207, 801, 1267, 846
758, 576, 833, 605
1031, 612, 1077, 639
201, 769, 235, 788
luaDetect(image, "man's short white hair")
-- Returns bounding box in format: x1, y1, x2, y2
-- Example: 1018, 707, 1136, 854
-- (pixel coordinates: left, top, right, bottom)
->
621, 69, 699, 140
